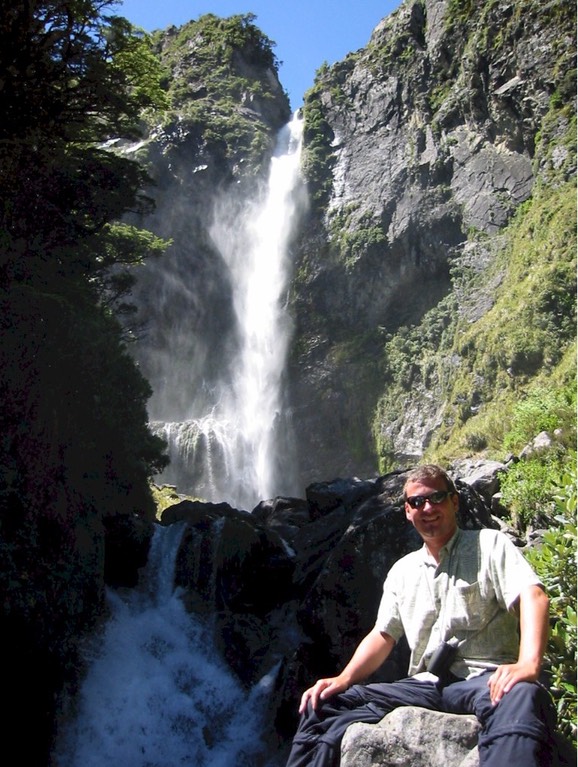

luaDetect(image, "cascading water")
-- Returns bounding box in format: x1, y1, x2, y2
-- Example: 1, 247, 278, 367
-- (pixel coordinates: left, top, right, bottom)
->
54, 525, 280, 767
152, 114, 306, 510
54, 117, 307, 767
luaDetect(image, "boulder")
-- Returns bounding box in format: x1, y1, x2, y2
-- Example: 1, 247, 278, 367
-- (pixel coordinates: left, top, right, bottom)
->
341, 706, 480, 767
450, 459, 507, 503
164, 499, 295, 614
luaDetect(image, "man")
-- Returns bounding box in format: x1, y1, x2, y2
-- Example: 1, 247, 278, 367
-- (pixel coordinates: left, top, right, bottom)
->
286, 464, 557, 767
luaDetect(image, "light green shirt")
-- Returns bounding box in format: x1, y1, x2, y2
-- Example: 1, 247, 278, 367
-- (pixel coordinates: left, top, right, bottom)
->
375, 527, 543, 678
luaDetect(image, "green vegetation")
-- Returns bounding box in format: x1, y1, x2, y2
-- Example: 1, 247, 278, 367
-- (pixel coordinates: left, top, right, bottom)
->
0, 5, 172, 757
526, 470, 577, 744
499, 383, 576, 529
301, 69, 337, 210
373, 175, 576, 471
440, 179, 575, 453
150, 13, 287, 173
498, 397, 577, 745
328, 207, 387, 270
0, 0, 170, 519
503, 386, 576, 455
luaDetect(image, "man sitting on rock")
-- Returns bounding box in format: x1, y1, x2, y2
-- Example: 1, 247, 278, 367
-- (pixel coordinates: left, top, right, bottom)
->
286, 463, 557, 767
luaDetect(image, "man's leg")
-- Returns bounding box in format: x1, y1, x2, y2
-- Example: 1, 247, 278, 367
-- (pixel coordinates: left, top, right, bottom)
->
286, 677, 443, 767
441, 673, 557, 766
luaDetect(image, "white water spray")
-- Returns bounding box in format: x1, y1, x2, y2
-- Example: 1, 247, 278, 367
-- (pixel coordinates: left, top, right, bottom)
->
155, 115, 306, 509
55, 526, 280, 767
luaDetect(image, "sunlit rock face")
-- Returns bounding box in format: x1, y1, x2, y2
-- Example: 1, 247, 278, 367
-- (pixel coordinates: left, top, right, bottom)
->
286, 0, 574, 482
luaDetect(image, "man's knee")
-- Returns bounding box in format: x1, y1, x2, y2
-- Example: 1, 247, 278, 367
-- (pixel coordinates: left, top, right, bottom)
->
496, 681, 555, 721
478, 680, 557, 755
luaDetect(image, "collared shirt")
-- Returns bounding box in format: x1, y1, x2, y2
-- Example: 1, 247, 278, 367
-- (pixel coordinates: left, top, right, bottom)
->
374, 528, 543, 678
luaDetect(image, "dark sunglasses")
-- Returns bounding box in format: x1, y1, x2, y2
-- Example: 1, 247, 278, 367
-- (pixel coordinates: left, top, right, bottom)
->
405, 490, 452, 509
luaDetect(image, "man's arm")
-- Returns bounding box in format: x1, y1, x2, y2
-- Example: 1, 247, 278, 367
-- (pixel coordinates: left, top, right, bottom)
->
487, 583, 550, 705
299, 627, 395, 713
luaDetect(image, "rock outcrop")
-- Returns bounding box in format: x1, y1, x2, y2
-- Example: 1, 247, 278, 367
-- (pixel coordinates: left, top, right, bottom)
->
341, 706, 480, 767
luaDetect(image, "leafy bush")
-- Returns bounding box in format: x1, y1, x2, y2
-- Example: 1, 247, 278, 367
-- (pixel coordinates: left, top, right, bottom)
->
500, 453, 567, 530
526, 468, 577, 745
498, 382, 577, 746
499, 382, 576, 529
501, 383, 576, 530
503, 385, 576, 453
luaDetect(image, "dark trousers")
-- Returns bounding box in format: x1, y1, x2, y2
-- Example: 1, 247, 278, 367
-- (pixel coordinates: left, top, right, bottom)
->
285, 673, 557, 767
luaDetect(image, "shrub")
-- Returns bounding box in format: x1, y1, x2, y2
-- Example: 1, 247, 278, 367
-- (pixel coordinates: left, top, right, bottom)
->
503, 384, 576, 453
526, 467, 577, 745
500, 453, 568, 530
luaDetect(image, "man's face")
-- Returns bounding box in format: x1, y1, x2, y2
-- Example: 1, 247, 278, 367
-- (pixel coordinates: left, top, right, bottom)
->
404, 476, 459, 548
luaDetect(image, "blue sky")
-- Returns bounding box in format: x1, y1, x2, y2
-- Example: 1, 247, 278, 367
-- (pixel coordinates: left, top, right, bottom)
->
115, 0, 402, 109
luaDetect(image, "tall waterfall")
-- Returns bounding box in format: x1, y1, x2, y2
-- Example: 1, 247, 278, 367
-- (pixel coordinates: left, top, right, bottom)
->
152, 115, 306, 510
54, 526, 281, 767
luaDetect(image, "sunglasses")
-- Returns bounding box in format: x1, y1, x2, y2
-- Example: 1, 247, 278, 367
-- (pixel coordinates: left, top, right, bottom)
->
405, 490, 452, 509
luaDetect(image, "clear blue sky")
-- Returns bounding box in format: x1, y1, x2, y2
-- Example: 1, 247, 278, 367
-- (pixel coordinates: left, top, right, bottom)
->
115, 0, 402, 109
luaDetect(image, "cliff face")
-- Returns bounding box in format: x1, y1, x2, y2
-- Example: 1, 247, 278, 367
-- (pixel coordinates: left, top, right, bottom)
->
289, 0, 576, 483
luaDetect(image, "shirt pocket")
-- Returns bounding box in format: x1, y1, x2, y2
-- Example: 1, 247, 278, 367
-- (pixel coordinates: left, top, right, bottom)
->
443, 581, 493, 632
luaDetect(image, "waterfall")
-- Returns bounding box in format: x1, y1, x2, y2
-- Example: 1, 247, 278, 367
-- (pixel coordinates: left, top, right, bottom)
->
53, 119, 306, 767
54, 525, 281, 767
152, 115, 306, 510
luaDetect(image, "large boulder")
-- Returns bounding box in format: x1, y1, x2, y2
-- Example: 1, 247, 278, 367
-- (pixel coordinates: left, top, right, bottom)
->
161, 499, 295, 615
341, 706, 480, 767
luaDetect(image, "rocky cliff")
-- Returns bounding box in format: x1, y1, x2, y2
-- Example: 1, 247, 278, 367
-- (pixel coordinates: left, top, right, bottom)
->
289, 0, 576, 483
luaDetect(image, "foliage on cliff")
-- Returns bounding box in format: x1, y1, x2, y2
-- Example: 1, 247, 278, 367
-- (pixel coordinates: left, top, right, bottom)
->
526, 468, 577, 743
499, 400, 577, 743
148, 13, 291, 173
373, 177, 576, 469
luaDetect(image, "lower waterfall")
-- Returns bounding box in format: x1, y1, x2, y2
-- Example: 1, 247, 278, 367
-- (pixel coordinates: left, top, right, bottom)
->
55, 525, 281, 766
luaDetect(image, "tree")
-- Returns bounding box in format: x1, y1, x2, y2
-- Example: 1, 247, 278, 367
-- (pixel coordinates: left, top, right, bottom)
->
0, 0, 168, 286
0, 0, 169, 507
0, 3, 171, 761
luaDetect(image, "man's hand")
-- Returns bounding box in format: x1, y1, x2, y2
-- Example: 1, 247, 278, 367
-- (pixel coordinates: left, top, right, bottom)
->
298, 675, 350, 713
487, 659, 541, 705
297, 628, 395, 714
488, 584, 549, 705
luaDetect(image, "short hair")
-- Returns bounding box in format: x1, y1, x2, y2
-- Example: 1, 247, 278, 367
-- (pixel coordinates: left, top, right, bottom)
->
403, 464, 457, 499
